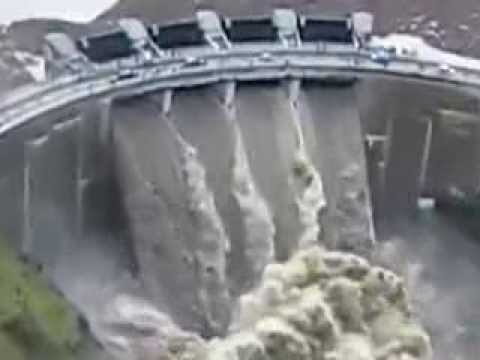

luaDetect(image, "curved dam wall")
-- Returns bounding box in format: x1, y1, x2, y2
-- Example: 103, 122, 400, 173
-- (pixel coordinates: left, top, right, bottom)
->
112, 80, 374, 333
113, 77, 480, 334
0, 75, 479, 334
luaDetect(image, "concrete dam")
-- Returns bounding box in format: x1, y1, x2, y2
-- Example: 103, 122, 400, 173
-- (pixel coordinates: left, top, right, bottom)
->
1, 10, 480, 359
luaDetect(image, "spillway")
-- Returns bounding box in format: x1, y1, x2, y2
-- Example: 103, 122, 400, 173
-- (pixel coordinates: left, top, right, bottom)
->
6, 8, 480, 358
299, 83, 375, 254
2, 60, 480, 360
111, 80, 375, 337
107, 78, 480, 359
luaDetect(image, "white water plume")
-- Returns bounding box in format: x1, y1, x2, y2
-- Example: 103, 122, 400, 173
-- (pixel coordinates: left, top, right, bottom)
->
289, 106, 327, 250
230, 119, 276, 289
90, 293, 205, 360
163, 114, 231, 335
92, 247, 432, 360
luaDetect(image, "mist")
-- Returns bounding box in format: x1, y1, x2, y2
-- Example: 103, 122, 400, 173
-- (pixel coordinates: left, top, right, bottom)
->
374, 210, 480, 359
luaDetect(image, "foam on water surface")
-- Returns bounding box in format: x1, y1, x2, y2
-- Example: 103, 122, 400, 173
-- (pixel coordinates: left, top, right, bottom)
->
94, 246, 432, 360
289, 103, 327, 250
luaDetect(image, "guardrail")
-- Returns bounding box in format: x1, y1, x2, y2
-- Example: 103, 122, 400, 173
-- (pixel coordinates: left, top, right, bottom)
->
1, 42, 479, 136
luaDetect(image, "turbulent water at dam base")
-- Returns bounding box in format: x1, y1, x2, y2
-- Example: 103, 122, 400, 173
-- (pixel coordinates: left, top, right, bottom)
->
3, 78, 480, 360
90, 82, 428, 360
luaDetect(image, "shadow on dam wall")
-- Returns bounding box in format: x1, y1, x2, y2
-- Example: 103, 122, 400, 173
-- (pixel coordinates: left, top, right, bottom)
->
1, 77, 480, 346
0, 100, 136, 276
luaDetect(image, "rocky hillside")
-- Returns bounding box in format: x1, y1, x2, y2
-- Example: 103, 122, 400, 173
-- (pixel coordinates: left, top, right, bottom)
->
7, 19, 87, 55
0, 20, 87, 96
0, 27, 34, 95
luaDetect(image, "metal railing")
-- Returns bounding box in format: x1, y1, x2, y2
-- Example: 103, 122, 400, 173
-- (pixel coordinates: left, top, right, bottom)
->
1, 42, 479, 136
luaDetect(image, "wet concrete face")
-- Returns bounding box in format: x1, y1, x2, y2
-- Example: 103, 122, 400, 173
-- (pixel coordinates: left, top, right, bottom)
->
170, 88, 235, 213
100, 78, 480, 359
364, 141, 386, 224
169, 87, 244, 305
380, 82, 441, 219
111, 81, 376, 336
112, 85, 304, 334
0, 138, 24, 250
299, 83, 374, 254
0, 102, 136, 352
112, 96, 204, 333
27, 118, 79, 270
1, 75, 480, 356
358, 78, 480, 222
356, 81, 480, 359
426, 113, 480, 199
166, 106, 232, 335
229, 117, 276, 294
234, 83, 300, 260
18, 104, 125, 274
384, 114, 429, 217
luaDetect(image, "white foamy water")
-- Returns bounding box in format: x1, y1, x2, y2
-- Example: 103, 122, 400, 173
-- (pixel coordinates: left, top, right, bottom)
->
91, 294, 204, 360
92, 247, 432, 360
94, 295, 180, 359
231, 120, 276, 288
289, 105, 327, 250
164, 115, 231, 334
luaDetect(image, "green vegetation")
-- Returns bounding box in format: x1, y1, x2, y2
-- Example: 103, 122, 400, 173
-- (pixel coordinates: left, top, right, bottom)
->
0, 241, 85, 360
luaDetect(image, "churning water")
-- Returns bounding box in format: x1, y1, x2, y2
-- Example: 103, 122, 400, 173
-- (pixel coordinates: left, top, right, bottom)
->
16, 80, 480, 360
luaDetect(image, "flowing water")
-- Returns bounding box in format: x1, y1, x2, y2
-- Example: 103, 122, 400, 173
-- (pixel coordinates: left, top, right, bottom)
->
229, 114, 276, 292
287, 87, 327, 250
87, 82, 382, 359
163, 114, 232, 336
9, 80, 480, 359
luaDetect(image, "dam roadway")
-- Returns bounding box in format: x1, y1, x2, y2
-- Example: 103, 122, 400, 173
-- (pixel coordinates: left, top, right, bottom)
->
1, 12, 480, 337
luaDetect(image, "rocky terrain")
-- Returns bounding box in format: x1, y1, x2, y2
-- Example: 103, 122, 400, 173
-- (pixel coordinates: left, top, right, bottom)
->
0, 27, 34, 95
7, 19, 87, 55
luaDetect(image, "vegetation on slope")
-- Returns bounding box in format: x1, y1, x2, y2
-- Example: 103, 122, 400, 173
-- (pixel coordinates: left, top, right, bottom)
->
0, 241, 86, 360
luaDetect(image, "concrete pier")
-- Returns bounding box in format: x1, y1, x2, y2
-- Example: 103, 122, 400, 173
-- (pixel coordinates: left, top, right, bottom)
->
300, 83, 375, 254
